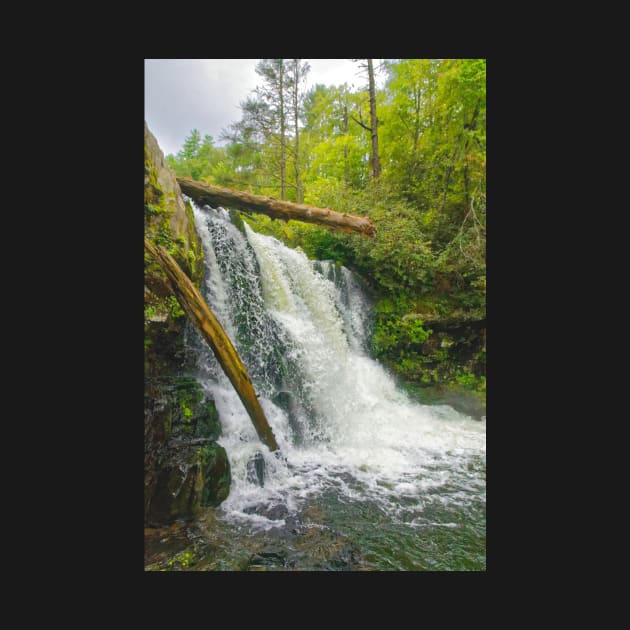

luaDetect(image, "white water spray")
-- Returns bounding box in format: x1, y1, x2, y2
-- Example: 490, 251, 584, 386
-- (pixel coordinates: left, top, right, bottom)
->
191, 202, 485, 530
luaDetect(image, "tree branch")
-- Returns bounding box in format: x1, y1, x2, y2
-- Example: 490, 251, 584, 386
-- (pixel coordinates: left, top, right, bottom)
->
350, 114, 372, 132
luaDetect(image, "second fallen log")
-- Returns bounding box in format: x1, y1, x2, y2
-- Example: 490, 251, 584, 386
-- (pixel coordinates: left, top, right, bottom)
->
144, 237, 279, 452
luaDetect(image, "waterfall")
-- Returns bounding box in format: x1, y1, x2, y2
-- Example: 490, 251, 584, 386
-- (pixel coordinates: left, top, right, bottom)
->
190, 201, 486, 536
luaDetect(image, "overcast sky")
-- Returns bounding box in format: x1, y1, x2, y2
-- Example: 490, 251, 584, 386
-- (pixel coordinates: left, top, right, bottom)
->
145, 59, 386, 157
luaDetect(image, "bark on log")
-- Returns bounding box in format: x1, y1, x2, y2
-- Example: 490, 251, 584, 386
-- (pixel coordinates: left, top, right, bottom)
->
177, 178, 376, 238
144, 238, 279, 452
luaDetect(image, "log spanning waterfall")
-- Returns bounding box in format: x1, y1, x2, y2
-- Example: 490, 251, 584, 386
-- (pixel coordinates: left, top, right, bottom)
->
189, 201, 486, 570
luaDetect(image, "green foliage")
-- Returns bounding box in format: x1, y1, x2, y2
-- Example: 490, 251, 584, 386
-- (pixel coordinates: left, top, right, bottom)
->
154, 222, 173, 248
166, 130, 225, 182
165, 550, 196, 570
144, 203, 161, 217
298, 226, 354, 265
165, 58, 486, 389
166, 295, 185, 319
195, 444, 216, 462
455, 371, 476, 388
455, 371, 486, 396
187, 248, 197, 276
372, 296, 431, 356
144, 304, 157, 321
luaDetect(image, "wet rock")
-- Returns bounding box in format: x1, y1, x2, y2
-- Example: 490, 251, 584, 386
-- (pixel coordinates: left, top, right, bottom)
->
264, 504, 289, 520
145, 441, 230, 525
246, 451, 265, 487
272, 390, 295, 412
228, 208, 246, 234
145, 376, 230, 524
242, 503, 289, 521
287, 525, 356, 570
144, 122, 203, 284
272, 390, 304, 443
247, 550, 289, 570
148, 462, 203, 525
171, 377, 215, 438
199, 444, 231, 507
244, 507, 366, 571
145, 123, 218, 527
145, 501, 372, 571
195, 401, 221, 440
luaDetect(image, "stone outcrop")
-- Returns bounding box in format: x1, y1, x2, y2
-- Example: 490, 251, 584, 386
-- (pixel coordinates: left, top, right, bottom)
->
144, 122, 230, 525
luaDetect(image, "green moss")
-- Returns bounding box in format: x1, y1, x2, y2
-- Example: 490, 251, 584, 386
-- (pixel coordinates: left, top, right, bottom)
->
196, 443, 231, 506
144, 203, 161, 218
187, 248, 197, 278
166, 295, 185, 319
182, 402, 193, 421
155, 221, 173, 248
455, 370, 486, 395
144, 146, 166, 211
183, 199, 204, 287
195, 400, 221, 440
146, 131, 228, 526
165, 378, 223, 440
172, 550, 197, 569
144, 304, 157, 321
229, 209, 246, 234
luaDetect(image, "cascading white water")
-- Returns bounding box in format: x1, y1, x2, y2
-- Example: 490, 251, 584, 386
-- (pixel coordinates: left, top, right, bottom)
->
190, 201, 486, 536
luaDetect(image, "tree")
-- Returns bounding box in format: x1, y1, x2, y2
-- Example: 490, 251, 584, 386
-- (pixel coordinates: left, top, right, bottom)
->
301, 83, 368, 194
286, 59, 310, 203
248, 59, 289, 199
379, 59, 440, 200
351, 59, 381, 179
367, 59, 381, 178
181, 128, 201, 160
166, 130, 224, 182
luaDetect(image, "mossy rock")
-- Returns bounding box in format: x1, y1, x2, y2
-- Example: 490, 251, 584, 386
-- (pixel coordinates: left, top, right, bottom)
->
145, 374, 228, 524
144, 121, 204, 335
195, 401, 221, 440
228, 208, 246, 234
147, 460, 204, 525
144, 123, 229, 526
198, 444, 231, 507
146, 437, 231, 524
170, 377, 221, 439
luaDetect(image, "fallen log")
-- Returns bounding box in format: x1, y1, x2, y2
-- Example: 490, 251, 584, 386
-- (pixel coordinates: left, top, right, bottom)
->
177, 178, 376, 238
144, 238, 279, 452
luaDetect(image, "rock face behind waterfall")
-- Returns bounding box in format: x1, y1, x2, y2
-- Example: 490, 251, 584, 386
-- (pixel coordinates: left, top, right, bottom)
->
144, 122, 230, 525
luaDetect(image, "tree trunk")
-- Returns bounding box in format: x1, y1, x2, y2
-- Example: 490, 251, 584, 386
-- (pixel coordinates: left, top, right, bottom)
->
144, 238, 279, 452
343, 103, 349, 188
413, 85, 421, 157
178, 178, 376, 237
367, 59, 381, 179
440, 100, 481, 213
279, 62, 286, 200
293, 60, 302, 203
